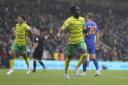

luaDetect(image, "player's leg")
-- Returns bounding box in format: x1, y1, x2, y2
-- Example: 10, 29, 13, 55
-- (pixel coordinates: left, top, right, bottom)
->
6, 50, 15, 75
23, 54, 30, 69
64, 57, 72, 74
33, 58, 36, 72
80, 54, 90, 76
64, 57, 72, 80
75, 42, 88, 76
38, 60, 46, 71
88, 45, 101, 76
23, 55, 31, 74
6, 42, 17, 75
37, 50, 46, 70
91, 53, 101, 76
23, 56, 31, 74
81, 47, 91, 76
22, 46, 31, 74
64, 44, 75, 80
38, 51, 46, 71
32, 50, 37, 72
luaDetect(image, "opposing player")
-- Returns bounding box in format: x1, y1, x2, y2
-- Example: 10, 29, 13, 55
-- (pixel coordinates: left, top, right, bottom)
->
32, 29, 46, 72
6, 16, 33, 75
56, 5, 88, 80
80, 13, 101, 76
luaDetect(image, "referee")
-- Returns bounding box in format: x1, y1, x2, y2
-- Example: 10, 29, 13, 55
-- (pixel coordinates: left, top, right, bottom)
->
32, 29, 46, 72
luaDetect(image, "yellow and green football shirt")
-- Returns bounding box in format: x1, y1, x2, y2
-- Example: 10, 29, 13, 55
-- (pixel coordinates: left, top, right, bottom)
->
61, 16, 86, 44
15, 22, 31, 45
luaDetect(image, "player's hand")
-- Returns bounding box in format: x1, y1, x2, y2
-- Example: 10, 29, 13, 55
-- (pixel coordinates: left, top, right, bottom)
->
55, 33, 61, 39
95, 43, 100, 50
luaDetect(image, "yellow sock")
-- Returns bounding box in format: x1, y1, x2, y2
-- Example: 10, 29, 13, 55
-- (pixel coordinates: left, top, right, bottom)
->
24, 57, 30, 68
9, 59, 14, 69
64, 57, 71, 74
77, 53, 87, 67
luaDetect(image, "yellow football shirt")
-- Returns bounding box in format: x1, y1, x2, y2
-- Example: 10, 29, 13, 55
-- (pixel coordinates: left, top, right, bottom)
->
15, 22, 31, 45
61, 16, 86, 44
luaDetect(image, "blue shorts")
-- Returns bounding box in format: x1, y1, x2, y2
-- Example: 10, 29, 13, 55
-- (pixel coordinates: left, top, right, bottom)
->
87, 46, 96, 54
85, 39, 96, 54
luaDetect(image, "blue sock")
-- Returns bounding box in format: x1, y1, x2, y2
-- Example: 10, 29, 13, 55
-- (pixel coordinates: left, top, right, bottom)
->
33, 60, 36, 72
38, 60, 45, 67
83, 59, 88, 72
93, 59, 99, 70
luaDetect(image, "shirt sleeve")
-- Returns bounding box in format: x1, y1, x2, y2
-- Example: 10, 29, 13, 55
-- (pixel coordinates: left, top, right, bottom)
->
25, 24, 31, 31
60, 18, 70, 31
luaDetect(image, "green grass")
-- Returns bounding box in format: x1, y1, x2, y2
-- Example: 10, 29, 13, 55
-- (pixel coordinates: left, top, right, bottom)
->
0, 69, 128, 85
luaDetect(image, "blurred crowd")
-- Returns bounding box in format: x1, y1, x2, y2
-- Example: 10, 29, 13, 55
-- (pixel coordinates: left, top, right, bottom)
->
0, 0, 128, 67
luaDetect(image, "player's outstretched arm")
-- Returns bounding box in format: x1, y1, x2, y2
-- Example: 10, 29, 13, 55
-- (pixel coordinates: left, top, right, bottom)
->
55, 18, 69, 39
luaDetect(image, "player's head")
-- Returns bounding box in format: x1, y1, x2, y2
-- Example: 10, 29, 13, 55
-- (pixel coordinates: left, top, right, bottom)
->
17, 16, 26, 23
86, 13, 94, 20
70, 5, 80, 18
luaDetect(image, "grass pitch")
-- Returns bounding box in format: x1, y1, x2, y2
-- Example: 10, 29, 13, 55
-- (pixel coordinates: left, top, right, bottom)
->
0, 69, 128, 85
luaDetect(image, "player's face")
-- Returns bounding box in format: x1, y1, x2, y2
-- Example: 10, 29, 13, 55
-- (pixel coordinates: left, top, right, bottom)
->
17, 17, 24, 23
74, 6, 80, 17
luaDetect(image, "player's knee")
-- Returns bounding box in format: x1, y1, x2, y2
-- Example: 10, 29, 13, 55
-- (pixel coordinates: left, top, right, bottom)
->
91, 54, 96, 60
10, 56, 14, 60
83, 59, 88, 64
67, 56, 72, 59
11, 50, 16, 57
67, 55, 72, 59
66, 53, 73, 59
82, 53, 88, 57
23, 56, 28, 60
91, 57, 96, 60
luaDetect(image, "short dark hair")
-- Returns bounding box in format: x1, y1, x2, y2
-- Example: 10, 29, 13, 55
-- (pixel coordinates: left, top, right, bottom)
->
70, 5, 77, 14
86, 13, 94, 19
20, 16, 26, 21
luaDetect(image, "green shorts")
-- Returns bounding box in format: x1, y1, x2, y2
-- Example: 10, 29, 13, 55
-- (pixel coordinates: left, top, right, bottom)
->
11, 41, 27, 55
66, 42, 87, 57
